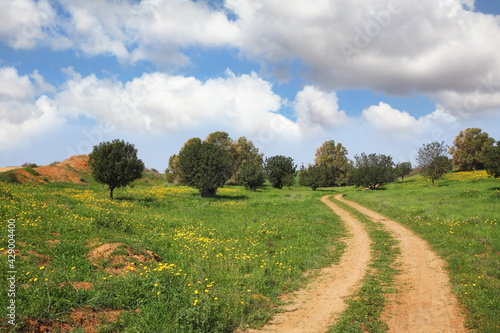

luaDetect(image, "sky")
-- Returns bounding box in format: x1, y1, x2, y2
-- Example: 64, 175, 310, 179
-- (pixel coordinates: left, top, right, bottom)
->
1, 0, 500, 171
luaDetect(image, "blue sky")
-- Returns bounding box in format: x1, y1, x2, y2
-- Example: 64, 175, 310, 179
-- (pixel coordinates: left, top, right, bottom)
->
1, 0, 500, 170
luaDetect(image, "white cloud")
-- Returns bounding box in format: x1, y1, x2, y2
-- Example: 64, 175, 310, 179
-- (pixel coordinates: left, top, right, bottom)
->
0, 0, 55, 49
362, 102, 418, 134
50, 69, 300, 140
294, 86, 349, 133
0, 67, 64, 152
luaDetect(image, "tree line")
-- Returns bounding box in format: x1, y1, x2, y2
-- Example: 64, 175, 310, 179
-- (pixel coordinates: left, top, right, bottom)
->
86, 128, 500, 198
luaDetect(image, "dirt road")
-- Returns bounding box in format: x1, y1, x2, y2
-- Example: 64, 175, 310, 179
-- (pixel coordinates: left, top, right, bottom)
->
335, 194, 466, 333
245, 194, 466, 333
246, 195, 371, 333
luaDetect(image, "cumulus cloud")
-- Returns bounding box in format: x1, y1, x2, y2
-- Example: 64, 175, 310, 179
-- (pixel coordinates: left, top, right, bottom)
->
362, 101, 460, 139
0, 0, 56, 49
0, 67, 64, 151
50, 69, 300, 139
295, 86, 349, 133
4, 0, 500, 116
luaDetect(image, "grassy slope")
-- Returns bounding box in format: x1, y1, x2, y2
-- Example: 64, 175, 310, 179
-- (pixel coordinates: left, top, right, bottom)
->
0, 179, 346, 332
344, 171, 500, 333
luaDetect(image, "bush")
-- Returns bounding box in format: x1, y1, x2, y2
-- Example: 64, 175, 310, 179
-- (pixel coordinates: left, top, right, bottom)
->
0, 172, 20, 184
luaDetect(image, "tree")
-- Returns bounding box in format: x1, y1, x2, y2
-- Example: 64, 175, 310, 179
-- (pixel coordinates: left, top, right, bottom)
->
229, 137, 264, 185
314, 140, 349, 186
299, 164, 322, 190
165, 154, 181, 184
349, 153, 395, 189
205, 131, 232, 151
165, 137, 202, 184
239, 161, 266, 190
449, 128, 495, 171
88, 139, 144, 199
485, 141, 500, 178
394, 162, 412, 182
178, 140, 233, 197
282, 173, 296, 189
264, 155, 296, 189
417, 141, 453, 185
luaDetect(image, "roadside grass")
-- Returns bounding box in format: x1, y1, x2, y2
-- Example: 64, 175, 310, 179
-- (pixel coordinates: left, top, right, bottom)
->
0, 181, 346, 332
344, 171, 500, 333
326, 194, 400, 333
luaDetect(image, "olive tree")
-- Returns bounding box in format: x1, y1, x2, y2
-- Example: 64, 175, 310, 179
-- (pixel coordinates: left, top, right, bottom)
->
349, 153, 395, 189
417, 141, 453, 185
88, 139, 145, 199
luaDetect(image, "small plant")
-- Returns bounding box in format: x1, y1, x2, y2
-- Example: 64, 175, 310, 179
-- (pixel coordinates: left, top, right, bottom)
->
23, 167, 40, 176
0, 171, 20, 184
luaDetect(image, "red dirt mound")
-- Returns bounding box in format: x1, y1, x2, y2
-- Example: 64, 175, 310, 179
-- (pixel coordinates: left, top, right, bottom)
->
13, 155, 89, 184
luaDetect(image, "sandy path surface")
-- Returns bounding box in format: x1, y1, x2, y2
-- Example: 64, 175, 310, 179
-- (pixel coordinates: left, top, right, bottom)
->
245, 195, 371, 333
335, 194, 467, 333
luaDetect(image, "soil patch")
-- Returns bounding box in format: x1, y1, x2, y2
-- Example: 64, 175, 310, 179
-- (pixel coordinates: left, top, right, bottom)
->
87, 242, 161, 275
26, 307, 122, 333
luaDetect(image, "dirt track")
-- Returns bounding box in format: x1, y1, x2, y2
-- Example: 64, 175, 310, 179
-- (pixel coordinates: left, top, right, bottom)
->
335, 194, 467, 333
246, 195, 371, 333
247, 194, 467, 333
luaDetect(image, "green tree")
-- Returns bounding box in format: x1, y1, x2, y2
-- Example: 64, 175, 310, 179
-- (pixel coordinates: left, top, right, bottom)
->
165, 138, 202, 184
282, 173, 296, 189
349, 153, 395, 189
239, 161, 266, 190
229, 136, 263, 185
178, 140, 233, 197
485, 141, 500, 178
417, 141, 453, 185
205, 131, 232, 151
394, 162, 412, 182
299, 164, 322, 190
264, 155, 296, 189
314, 140, 349, 186
88, 139, 144, 199
449, 128, 495, 171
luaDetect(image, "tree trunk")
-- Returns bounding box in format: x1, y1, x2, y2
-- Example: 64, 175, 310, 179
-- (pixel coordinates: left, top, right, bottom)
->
110, 187, 115, 199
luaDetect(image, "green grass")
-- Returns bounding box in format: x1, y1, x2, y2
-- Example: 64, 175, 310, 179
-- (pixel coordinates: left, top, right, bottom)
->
327, 195, 400, 333
0, 181, 346, 332
344, 172, 500, 333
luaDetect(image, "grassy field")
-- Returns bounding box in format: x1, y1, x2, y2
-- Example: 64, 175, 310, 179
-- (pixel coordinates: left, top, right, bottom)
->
1, 169, 499, 332
344, 170, 500, 333
0, 176, 346, 332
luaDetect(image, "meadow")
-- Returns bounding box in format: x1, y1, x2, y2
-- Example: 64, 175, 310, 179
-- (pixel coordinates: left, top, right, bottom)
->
0, 169, 499, 332
0, 174, 347, 332
345, 170, 500, 332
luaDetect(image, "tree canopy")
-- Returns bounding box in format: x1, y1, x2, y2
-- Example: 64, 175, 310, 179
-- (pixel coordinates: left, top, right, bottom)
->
485, 141, 500, 178
314, 140, 349, 186
88, 139, 144, 199
264, 155, 296, 189
349, 153, 395, 189
395, 162, 412, 182
449, 128, 495, 171
178, 140, 233, 197
239, 160, 266, 190
417, 141, 453, 185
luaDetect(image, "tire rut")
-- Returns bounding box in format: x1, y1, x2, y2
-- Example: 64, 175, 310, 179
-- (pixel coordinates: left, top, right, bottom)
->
244, 195, 371, 333
335, 194, 467, 333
